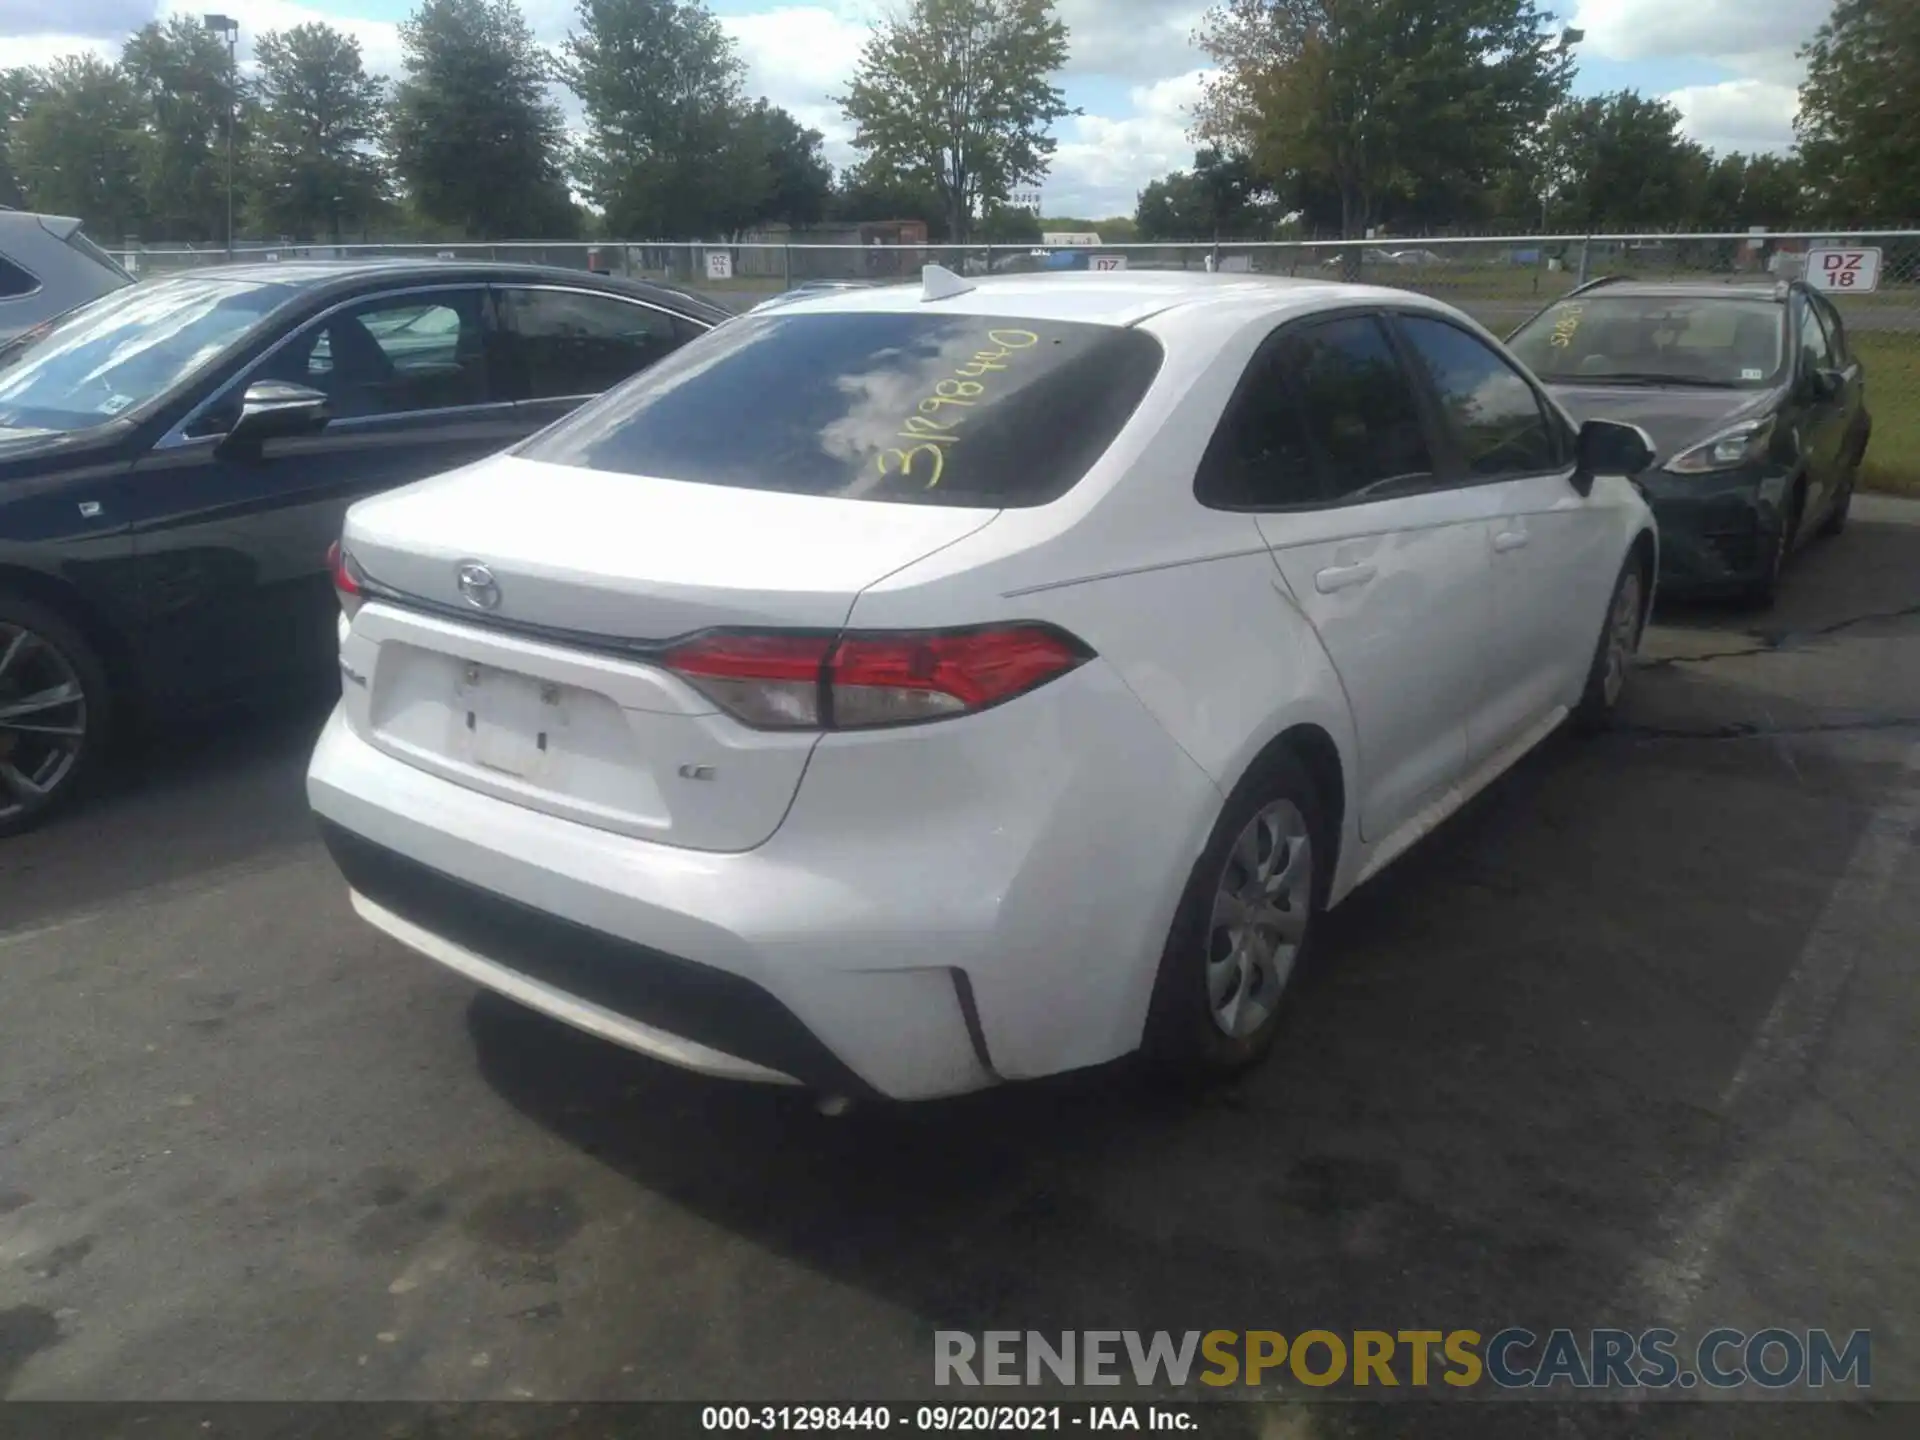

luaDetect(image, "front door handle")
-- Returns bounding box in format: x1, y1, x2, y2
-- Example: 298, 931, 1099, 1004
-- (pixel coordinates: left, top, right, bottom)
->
1314, 561, 1377, 594
1492, 528, 1529, 553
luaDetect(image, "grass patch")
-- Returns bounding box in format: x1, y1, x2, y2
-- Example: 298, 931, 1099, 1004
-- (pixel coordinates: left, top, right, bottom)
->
1853, 332, 1920, 496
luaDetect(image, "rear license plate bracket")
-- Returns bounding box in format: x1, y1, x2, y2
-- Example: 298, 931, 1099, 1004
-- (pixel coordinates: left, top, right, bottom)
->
460, 664, 560, 778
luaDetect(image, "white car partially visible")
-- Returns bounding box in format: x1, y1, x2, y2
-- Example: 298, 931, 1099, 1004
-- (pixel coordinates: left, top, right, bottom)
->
308, 268, 1656, 1103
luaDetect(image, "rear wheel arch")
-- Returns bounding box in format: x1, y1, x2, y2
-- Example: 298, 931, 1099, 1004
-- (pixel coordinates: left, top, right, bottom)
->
1222, 722, 1347, 900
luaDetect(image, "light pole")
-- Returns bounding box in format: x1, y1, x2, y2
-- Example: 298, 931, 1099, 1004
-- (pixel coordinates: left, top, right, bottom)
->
1543, 26, 1585, 233
203, 14, 238, 257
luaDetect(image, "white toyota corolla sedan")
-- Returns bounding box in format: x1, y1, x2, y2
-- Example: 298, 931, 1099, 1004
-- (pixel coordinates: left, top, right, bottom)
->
308, 268, 1657, 1103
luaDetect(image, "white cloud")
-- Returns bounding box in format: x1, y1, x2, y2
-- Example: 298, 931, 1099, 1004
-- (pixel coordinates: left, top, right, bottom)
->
1570, 0, 1826, 85
0, 32, 120, 66
1054, 0, 1204, 78
1665, 79, 1800, 155
1046, 68, 1211, 217
722, 5, 871, 159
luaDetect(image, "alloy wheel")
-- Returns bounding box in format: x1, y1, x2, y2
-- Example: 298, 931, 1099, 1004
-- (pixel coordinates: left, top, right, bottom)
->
0, 621, 88, 823
1206, 798, 1313, 1039
1601, 569, 1643, 708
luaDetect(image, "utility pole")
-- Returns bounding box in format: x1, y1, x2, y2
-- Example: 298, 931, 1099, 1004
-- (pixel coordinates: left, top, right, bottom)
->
203, 14, 239, 257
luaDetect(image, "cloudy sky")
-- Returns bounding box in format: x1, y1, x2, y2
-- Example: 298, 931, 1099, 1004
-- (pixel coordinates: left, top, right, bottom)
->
0, 0, 1830, 219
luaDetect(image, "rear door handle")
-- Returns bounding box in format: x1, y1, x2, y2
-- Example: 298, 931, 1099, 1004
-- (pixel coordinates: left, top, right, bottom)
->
1492, 528, 1529, 553
1314, 562, 1377, 594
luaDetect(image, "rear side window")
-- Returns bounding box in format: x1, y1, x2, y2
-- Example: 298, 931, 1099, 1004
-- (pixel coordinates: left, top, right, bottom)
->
517, 312, 1165, 507
1195, 340, 1321, 508
0, 256, 39, 300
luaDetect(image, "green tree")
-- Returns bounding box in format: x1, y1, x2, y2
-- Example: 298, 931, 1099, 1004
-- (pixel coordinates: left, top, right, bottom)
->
564, 0, 756, 236
829, 159, 950, 239
838, 0, 1075, 243
1196, 0, 1575, 237
12, 56, 148, 241
1136, 147, 1273, 239
1796, 0, 1920, 223
388, 0, 576, 239
741, 99, 834, 229
121, 16, 240, 243
0, 69, 44, 210
248, 24, 390, 242
1541, 91, 1709, 231
980, 202, 1042, 242
1739, 154, 1807, 229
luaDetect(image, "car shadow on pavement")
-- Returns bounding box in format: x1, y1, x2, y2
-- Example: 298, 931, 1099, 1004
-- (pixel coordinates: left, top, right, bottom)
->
464, 661, 1895, 1422
0, 688, 336, 933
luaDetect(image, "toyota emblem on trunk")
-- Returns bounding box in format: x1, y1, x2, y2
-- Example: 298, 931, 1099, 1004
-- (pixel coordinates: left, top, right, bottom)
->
456, 561, 501, 610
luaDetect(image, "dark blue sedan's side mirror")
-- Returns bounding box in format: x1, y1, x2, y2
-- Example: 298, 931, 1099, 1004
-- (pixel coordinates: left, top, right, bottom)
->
218, 380, 332, 457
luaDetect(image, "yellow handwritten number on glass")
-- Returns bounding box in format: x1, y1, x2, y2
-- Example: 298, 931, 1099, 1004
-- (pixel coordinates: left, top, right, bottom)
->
877, 443, 946, 489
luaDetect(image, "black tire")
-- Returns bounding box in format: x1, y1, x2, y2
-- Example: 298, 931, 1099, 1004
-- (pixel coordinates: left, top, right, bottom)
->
1572, 552, 1648, 733
1743, 490, 1800, 610
0, 591, 111, 838
1145, 745, 1330, 1082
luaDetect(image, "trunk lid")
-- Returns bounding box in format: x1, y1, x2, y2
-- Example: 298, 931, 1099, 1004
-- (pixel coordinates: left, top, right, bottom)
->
345, 455, 1000, 636
338, 455, 1000, 852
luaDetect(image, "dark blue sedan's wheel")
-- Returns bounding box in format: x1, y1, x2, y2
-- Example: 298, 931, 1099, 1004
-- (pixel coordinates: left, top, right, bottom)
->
0, 595, 109, 837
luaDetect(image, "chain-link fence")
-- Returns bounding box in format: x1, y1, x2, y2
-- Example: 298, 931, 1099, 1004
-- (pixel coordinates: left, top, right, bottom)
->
115, 230, 1920, 492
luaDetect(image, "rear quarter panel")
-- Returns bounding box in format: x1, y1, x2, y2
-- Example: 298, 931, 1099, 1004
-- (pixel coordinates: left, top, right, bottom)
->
845, 297, 1370, 899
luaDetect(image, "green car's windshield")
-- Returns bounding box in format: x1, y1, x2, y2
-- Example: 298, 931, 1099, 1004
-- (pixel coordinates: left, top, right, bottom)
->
0, 276, 290, 433
1509, 295, 1787, 389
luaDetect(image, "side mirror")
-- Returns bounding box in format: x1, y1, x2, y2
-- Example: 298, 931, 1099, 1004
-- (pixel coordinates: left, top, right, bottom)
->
217, 380, 331, 457
1573, 418, 1655, 495
1807, 367, 1843, 402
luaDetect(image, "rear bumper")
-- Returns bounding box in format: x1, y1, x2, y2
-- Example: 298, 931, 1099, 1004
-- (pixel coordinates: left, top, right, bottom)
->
307, 658, 1221, 1101
319, 819, 879, 1094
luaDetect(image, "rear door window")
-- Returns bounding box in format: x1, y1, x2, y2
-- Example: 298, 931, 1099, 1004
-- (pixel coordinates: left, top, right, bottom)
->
499, 287, 694, 400
1285, 315, 1436, 499
516, 312, 1165, 507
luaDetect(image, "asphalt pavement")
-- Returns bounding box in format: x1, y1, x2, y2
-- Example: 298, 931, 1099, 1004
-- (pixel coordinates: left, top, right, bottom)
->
4, 499, 1920, 1436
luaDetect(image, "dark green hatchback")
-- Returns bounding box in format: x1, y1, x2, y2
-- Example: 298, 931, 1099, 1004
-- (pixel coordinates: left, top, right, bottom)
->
1508, 279, 1872, 605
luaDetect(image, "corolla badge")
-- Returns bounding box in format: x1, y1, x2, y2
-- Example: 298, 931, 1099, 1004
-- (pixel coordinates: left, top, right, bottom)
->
456, 561, 501, 611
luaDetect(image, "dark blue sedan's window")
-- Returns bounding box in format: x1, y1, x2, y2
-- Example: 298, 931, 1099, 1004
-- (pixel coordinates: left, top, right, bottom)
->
515, 312, 1165, 507
0, 277, 288, 433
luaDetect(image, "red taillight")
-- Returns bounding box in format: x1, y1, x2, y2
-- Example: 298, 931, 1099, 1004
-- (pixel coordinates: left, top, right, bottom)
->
660, 625, 1091, 730
328, 540, 365, 619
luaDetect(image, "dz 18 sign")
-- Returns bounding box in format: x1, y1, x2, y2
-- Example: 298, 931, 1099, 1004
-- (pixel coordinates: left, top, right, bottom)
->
1807, 247, 1881, 293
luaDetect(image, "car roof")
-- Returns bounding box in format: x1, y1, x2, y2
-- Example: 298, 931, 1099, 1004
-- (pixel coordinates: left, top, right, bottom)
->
1574, 279, 1788, 303
749, 269, 1453, 328
137, 258, 733, 321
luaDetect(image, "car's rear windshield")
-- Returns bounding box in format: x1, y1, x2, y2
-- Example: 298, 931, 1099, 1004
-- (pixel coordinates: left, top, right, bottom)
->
516, 311, 1166, 507
1508, 294, 1786, 388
